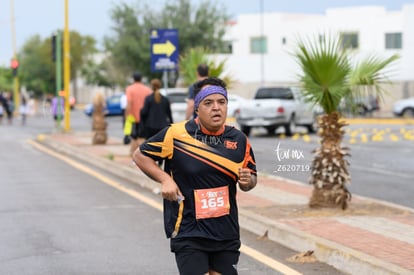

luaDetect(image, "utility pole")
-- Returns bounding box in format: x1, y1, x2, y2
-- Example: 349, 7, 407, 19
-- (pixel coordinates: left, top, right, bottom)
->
260, 0, 264, 86
10, 0, 20, 113
63, 0, 71, 132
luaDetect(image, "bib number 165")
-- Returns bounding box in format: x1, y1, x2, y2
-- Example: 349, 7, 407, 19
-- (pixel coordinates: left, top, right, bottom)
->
194, 186, 230, 219
200, 197, 225, 209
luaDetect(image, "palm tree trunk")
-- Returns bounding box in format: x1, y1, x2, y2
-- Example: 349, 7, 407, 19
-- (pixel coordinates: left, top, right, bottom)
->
309, 112, 351, 209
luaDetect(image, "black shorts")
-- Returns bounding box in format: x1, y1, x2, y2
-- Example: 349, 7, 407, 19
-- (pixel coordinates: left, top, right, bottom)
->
130, 122, 144, 139
171, 237, 240, 275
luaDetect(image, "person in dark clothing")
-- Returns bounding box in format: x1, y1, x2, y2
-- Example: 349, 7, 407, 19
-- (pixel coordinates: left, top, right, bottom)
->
0, 92, 5, 124
185, 64, 209, 120
3, 92, 14, 124
140, 78, 173, 139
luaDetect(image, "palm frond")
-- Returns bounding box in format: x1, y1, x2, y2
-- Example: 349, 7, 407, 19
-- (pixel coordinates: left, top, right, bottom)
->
345, 53, 400, 110
349, 54, 399, 86
295, 35, 351, 114
179, 47, 210, 86
179, 46, 236, 88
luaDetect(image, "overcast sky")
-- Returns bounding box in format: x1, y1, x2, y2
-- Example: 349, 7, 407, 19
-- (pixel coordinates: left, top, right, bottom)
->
1, 0, 413, 66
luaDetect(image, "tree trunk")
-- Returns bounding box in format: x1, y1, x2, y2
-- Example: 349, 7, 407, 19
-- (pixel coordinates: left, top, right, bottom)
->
91, 93, 107, 145
308, 112, 351, 209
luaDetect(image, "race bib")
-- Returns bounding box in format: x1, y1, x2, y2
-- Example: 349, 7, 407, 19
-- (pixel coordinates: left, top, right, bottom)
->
194, 186, 230, 219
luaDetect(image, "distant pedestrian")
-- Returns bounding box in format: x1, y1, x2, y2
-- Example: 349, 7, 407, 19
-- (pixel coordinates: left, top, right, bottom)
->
185, 64, 209, 120
19, 95, 28, 125
4, 92, 14, 125
140, 78, 173, 139
0, 93, 4, 125
51, 96, 64, 128
125, 72, 152, 155
120, 91, 130, 145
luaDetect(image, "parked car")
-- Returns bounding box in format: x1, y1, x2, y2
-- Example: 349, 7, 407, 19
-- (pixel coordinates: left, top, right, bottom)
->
227, 94, 246, 118
161, 88, 187, 123
84, 89, 188, 121
84, 94, 123, 116
236, 86, 318, 136
340, 95, 379, 116
392, 97, 414, 117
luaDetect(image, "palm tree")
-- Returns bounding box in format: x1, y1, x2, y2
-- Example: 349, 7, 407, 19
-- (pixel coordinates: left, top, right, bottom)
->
179, 47, 235, 87
294, 35, 399, 209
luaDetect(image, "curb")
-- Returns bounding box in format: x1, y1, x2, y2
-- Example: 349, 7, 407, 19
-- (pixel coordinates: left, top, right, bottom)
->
34, 135, 413, 275
239, 209, 409, 275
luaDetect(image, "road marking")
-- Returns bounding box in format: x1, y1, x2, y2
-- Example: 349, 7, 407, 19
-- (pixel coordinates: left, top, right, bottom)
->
390, 134, 399, 142
343, 118, 414, 125
28, 139, 302, 275
240, 244, 302, 275
302, 134, 311, 143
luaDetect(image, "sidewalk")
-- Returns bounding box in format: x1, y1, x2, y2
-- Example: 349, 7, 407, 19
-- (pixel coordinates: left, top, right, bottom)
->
35, 132, 414, 275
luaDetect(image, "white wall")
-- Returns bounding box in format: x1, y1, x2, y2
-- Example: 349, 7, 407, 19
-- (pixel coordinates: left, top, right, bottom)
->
219, 4, 413, 91
400, 4, 414, 81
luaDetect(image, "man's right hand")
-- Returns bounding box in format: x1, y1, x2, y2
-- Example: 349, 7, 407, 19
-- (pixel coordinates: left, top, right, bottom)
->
161, 178, 184, 202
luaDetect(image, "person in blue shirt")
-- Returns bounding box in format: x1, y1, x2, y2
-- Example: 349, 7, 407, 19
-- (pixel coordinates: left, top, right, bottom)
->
185, 64, 209, 120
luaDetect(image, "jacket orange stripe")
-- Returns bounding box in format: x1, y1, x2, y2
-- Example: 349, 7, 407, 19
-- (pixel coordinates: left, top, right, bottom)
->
172, 200, 184, 238
175, 140, 243, 176
244, 140, 257, 175
175, 146, 237, 181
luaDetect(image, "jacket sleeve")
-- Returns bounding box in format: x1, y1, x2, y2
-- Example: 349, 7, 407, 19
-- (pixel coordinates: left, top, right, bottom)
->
166, 98, 173, 123
140, 97, 150, 121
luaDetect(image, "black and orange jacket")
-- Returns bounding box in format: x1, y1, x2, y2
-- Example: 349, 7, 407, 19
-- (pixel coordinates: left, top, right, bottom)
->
139, 119, 257, 240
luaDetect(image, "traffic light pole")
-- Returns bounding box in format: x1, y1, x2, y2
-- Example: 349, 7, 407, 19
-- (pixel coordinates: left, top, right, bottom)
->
55, 31, 63, 127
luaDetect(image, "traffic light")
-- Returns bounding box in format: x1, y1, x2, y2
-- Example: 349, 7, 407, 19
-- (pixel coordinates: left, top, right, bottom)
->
11, 59, 19, 76
52, 34, 57, 62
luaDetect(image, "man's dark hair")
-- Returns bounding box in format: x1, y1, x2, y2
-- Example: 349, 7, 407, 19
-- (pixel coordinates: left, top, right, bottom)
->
197, 64, 209, 78
132, 72, 142, 82
193, 77, 227, 97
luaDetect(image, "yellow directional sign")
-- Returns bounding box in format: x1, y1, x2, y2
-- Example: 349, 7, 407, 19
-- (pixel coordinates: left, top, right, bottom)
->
150, 29, 179, 72
153, 40, 176, 57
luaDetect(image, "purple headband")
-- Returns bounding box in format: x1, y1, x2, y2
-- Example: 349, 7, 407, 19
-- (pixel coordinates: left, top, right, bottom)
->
194, 85, 228, 110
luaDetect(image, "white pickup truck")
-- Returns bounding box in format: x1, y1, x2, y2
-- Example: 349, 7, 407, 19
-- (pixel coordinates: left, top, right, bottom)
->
235, 86, 318, 136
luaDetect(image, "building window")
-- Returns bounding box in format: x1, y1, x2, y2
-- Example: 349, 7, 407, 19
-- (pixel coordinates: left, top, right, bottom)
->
218, 40, 233, 54
340, 32, 359, 50
250, 36, 267, 54
385, 33, 402, 49
282, 37, 287, 45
